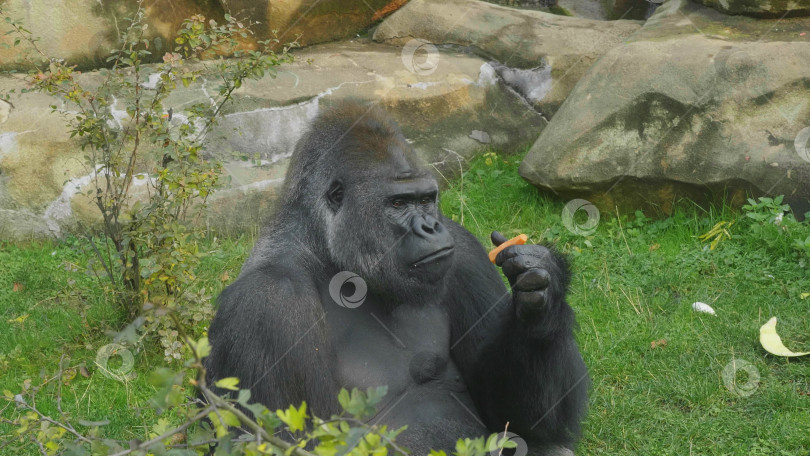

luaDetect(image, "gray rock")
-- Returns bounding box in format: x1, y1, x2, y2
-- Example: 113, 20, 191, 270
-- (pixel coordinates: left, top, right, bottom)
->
373, 0, 642, 116
692, 0, 810, 18
469, 130, 492, 144
520, 0, 810, 214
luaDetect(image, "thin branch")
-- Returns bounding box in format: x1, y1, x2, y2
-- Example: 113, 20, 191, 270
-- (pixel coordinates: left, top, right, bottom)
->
200, 385, 317, 456
34, 438, 47, 456
107, 405, 215, 456
18, 404, 91, 444
56, 354, 65, 415
85, 230, 118, 287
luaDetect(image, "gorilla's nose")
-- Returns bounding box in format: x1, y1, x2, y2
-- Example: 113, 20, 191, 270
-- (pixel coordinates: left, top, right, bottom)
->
413, 214, 444, 238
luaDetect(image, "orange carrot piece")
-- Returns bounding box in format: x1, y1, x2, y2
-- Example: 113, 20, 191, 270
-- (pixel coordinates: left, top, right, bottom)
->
488, 233, 528, 263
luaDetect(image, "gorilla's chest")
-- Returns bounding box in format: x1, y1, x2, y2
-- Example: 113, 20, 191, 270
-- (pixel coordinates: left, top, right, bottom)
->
324, 301, 487, 447
326, 302, 482, 433
328, 304, 465, 392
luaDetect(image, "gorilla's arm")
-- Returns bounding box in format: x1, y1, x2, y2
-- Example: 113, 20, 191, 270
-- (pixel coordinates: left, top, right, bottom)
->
204, 264, 341, 416
443, 221, 588, 448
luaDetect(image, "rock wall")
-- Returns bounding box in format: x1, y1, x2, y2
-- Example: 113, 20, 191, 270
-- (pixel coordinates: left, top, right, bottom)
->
0, 41, 545, 240
0, 0, 407, 70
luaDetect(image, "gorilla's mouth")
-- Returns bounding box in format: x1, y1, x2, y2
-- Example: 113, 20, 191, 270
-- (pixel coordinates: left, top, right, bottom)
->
411, 247, 455, 268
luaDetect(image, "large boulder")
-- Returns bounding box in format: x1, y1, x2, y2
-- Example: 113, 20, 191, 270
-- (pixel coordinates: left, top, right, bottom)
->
480, 0, 651, 21
372, 0, 642, 116
0, 0, 409, 71
0, 0, 225, 70
0, 41, 545, 241
520, 0, 810, 214
692, 0, 810, 18
222, 0, 408, 47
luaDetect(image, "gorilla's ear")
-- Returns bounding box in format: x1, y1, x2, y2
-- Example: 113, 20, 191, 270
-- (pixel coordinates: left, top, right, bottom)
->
326, 180, 344, 212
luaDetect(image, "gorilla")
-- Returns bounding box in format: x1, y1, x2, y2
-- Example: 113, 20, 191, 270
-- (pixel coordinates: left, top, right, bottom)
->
205, 102, 588, 455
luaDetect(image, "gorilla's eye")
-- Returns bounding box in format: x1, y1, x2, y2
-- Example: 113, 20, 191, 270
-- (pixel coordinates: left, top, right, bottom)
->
326, 181, 344, 211
391, 199, 406, 208
420, 196, 434, 205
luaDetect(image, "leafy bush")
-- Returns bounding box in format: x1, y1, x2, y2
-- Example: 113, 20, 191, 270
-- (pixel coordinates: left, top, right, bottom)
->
2, 2, 293, 317
1, 1, 294, 359
740, 196, 810, 265
1, 335, 514, 455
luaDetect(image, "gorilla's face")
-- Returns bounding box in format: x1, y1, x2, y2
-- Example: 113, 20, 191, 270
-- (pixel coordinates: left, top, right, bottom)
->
379, 177, 455, 271
325, 169, 455, 300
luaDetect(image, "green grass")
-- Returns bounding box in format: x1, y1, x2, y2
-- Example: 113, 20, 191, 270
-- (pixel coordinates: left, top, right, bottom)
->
0, 237, 252, 449
1, 151, 809, 455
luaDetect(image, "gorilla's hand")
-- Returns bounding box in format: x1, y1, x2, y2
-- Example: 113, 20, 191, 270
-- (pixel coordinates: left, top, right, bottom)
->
491, 231, 558, 322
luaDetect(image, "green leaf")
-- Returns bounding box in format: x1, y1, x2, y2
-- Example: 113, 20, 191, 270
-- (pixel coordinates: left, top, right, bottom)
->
276, 402, 307, 432
337, 388, 350, 410
365, 386, 387, 407
237, 388, 251, 405
190, 337, 210, 358
220, 409, 240, 427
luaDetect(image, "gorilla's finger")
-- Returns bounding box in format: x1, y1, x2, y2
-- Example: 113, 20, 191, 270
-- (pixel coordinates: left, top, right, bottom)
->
515, 290, 545, 320
495, 244, 552, 266
491, 231, 508, 246
514, 269, 550, 292
501, 255, 544, 278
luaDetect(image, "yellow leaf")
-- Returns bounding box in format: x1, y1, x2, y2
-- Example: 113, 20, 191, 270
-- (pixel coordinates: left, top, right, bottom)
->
7, 314, 29, 324
215, 377, 240, 391
800, 293, 810, 300
760, 317, 810, 357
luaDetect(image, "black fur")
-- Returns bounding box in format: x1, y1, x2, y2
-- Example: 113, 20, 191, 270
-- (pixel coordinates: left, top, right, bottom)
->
205, 102, 589, 455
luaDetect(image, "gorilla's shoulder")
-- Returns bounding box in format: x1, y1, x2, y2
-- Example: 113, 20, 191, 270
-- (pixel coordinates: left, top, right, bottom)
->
216, 259, 314, 315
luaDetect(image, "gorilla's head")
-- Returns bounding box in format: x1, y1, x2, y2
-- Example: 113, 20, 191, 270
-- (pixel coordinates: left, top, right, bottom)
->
281, 102, 455, 300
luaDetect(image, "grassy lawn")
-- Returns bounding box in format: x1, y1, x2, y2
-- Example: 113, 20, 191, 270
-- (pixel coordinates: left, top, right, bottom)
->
1, 151, 809, 455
